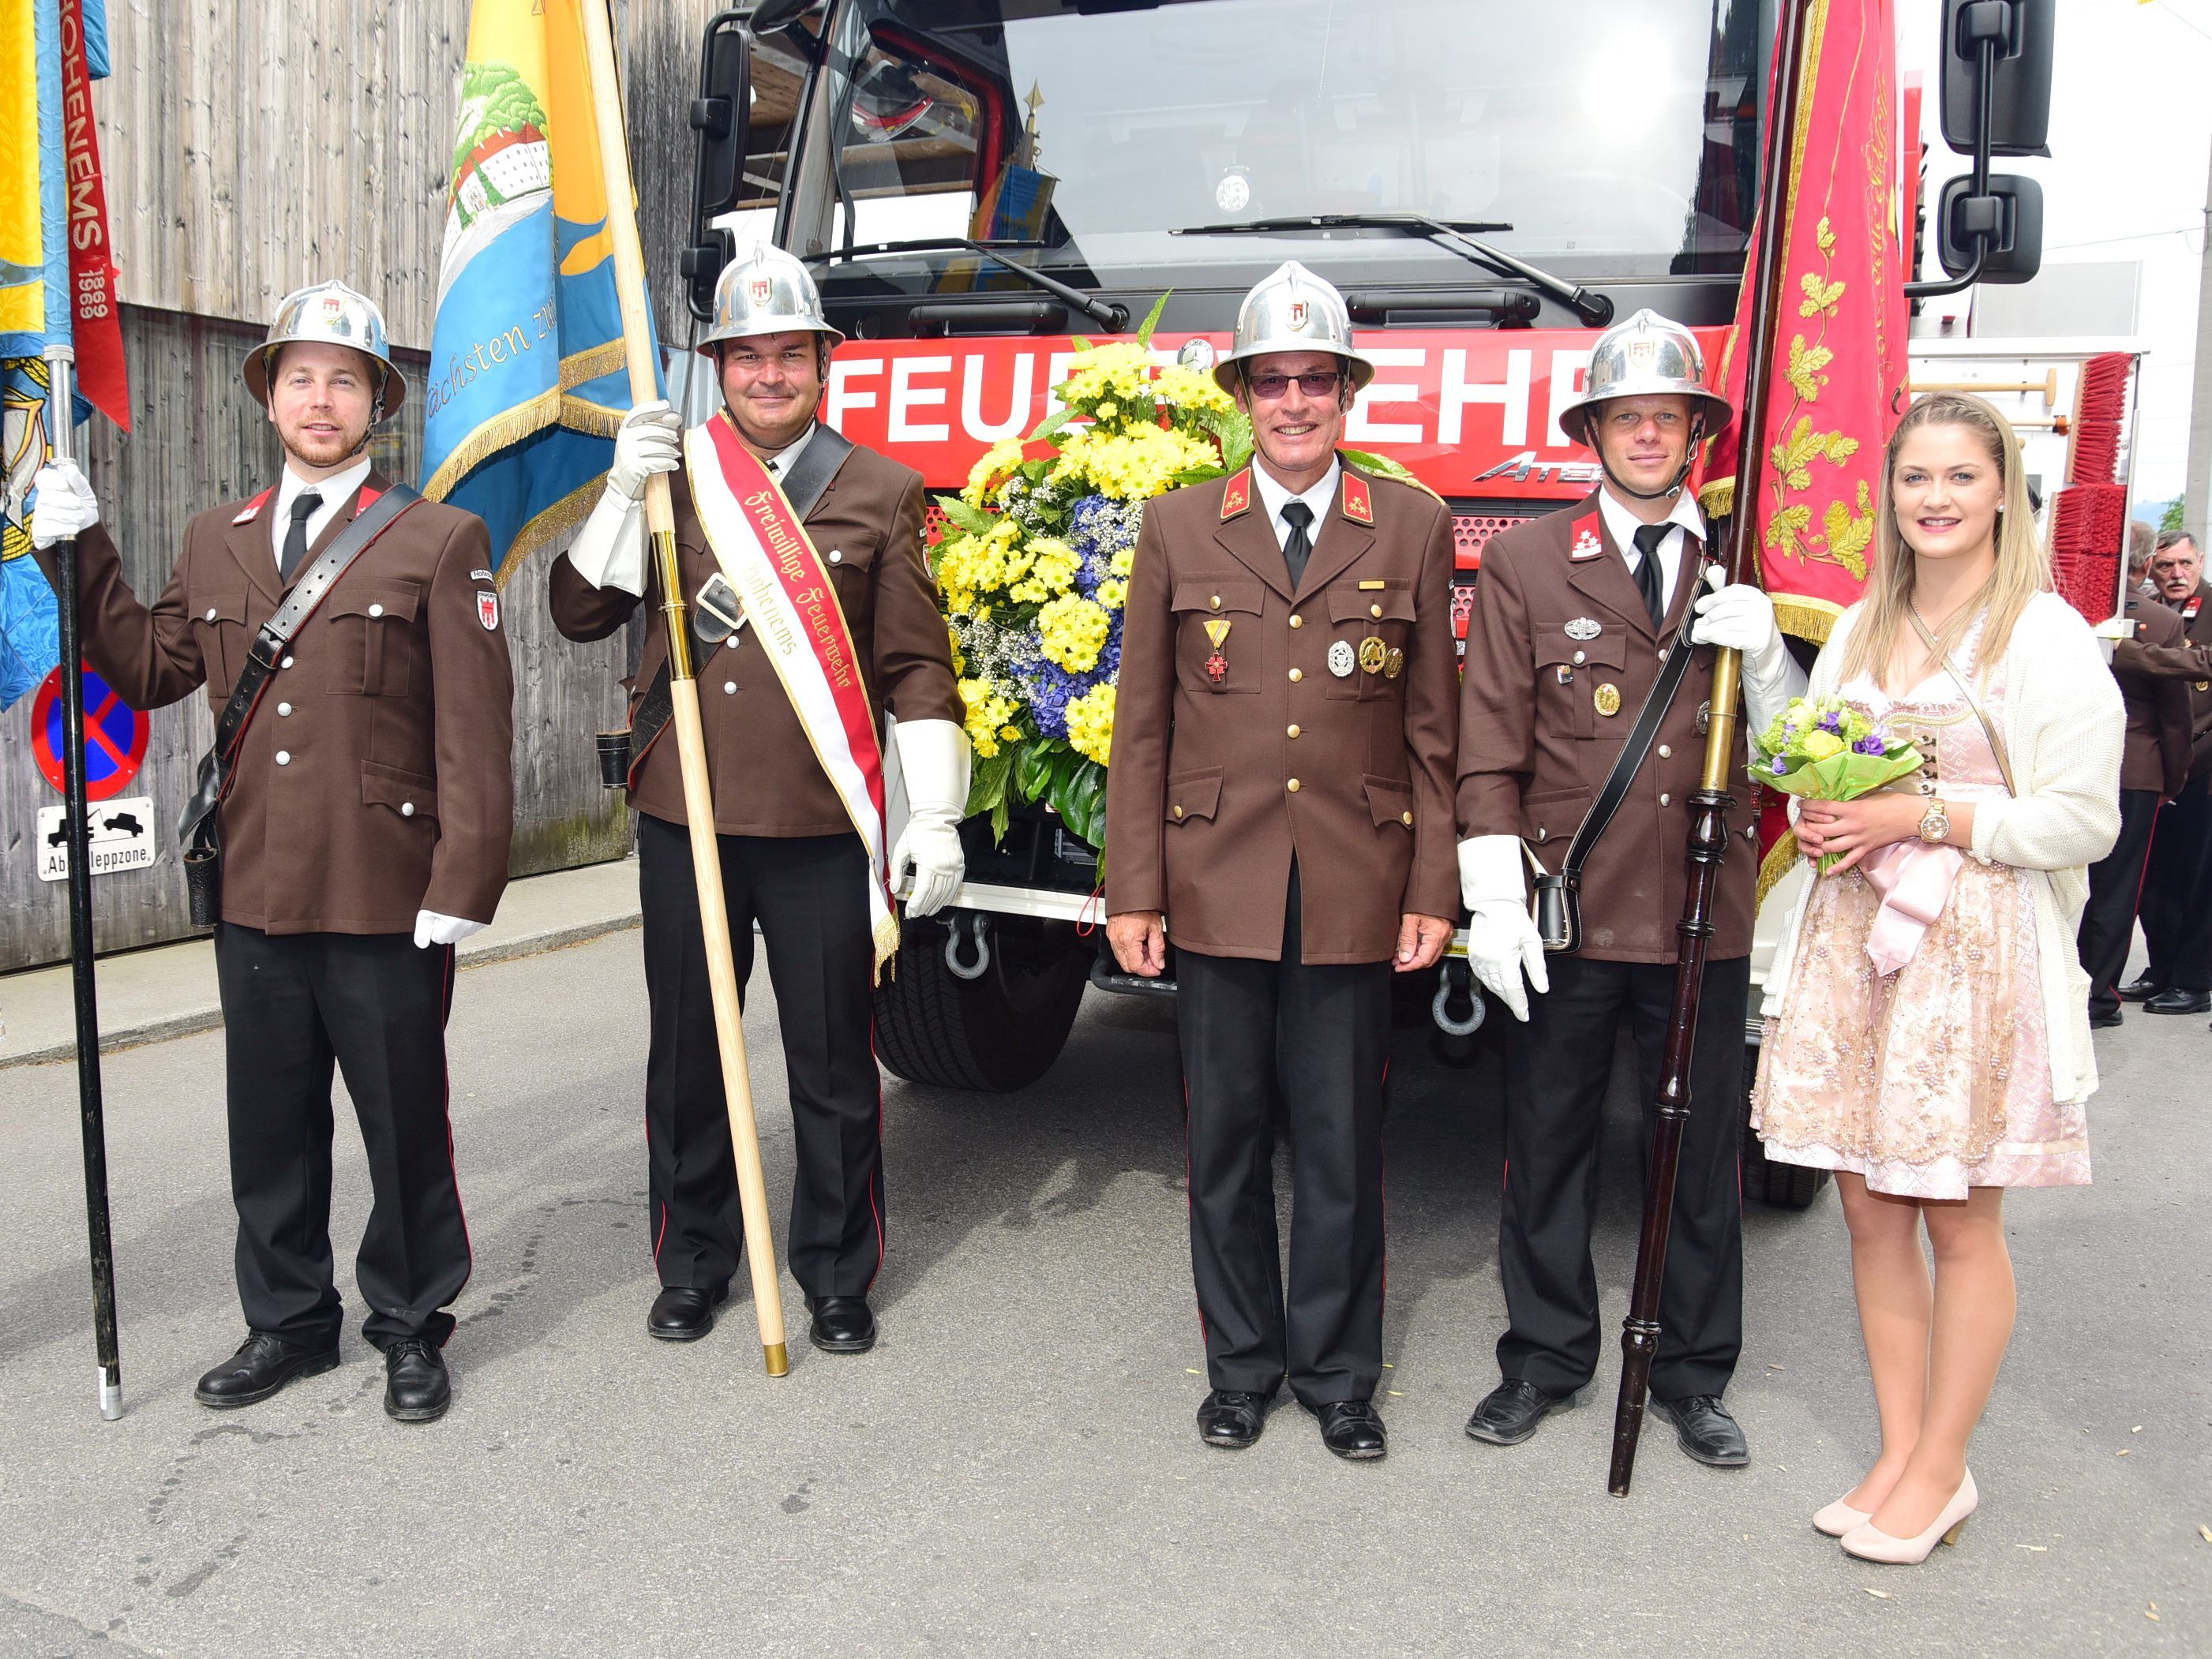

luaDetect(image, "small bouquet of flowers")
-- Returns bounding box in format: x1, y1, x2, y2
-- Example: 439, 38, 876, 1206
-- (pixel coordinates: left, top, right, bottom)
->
1749, 696, 1925, 873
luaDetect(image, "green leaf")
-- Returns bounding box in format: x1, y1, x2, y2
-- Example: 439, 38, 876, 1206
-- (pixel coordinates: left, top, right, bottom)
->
1024, 406, 1078, 446
1070, 335, 1093, 352
1047, 757, 1108, 851
1134, 290, 1172, 346
936, 495, 995, 534
990, 792, 1011, 843
965, 747, 1013, 838
1014, 736, 1064, 804
1340, 446, 1417, 482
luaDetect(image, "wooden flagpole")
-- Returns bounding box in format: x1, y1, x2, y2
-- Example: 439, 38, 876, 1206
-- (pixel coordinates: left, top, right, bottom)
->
578, 0, 789, 1377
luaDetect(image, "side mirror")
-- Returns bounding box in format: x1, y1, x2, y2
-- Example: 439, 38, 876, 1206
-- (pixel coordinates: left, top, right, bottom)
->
1934, 172, 2041, 285
1939, 0, 2054, 158
684, 12, 753, 322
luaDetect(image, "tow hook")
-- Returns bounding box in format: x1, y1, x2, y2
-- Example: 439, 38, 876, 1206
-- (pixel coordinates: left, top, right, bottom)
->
1431, 959, 1484, 1036
944, 911, 992, 980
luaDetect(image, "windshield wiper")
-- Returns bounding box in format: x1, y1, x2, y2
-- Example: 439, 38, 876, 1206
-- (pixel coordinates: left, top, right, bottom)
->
803, 238, 1130, 333
1172, 214, 1614, 328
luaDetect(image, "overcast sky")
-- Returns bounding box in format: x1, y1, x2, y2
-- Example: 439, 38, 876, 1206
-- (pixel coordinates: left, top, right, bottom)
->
1900, 0, 2212, 500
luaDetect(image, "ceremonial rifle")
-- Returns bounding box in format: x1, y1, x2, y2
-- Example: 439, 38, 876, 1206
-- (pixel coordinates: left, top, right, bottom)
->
1607, 0, 1814, 1496
578, 0, 790, 1377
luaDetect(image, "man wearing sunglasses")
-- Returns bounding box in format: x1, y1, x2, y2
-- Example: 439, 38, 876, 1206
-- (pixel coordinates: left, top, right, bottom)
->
549, 245, 967, 1358
1104, 261, 1460, 1462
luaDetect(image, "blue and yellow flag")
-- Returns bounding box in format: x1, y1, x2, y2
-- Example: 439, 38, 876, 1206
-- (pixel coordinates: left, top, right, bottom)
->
422, 0, 661, 579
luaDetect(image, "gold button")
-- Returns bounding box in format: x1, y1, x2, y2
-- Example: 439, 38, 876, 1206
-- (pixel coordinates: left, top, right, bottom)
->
1209, 594, 1221, 610
1288, 668, 1303, 682
1173, 804, 1184, 819
1287, 777, 1301, 792
1287, 724, 1300, 739
1657, 744, 1670, 758
1400, 811, 1413, 826
1370, 603, 1382, 618
1288, 614, 1303, 629
1659, 792, 1671, 807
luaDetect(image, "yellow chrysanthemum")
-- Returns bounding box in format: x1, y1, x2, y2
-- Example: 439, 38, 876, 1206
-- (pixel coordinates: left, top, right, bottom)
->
1095, 578, 1127, 612
1064, 682, 1115, 766
1037, 595, 1111, 672
962, 438, 1028, 507
958, 676, 1020, 760
1008, 536, 1081, 603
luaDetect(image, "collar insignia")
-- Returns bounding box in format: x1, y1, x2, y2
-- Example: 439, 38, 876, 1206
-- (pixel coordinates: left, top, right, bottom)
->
232, 487, 276, 526
1340, 469, 1373, 526
1568, 512, 1606, 561
1219, 468, 1251, 520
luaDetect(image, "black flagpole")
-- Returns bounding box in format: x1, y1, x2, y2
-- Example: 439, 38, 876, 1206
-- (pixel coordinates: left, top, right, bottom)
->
44, 341, 124, 1421
1606, 0, 1813, 1495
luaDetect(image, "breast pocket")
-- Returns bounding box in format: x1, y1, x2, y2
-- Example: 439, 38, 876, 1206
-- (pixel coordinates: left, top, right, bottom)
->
1170, 578, 1265, 695
190, 590, 250, 700
1325, 583, 1415, 701
1534, 624, 1626, 740
324, 580, 422, 697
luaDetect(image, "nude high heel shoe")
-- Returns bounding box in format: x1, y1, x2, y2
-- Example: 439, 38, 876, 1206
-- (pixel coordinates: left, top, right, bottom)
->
1813, 1496, 1873, 1537
1839, 1471, 1978, 1564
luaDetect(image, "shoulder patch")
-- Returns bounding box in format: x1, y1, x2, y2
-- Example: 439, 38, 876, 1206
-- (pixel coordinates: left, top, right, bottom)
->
231, 486, 276, 526
1340, 469, 1373, 526
1219, 467, 1252, 520
1567, 511, 1607, 562
477, 590, 501, 631
470, 568, 495, 582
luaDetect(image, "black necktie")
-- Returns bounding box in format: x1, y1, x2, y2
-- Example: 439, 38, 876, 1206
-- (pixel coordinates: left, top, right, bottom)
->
279, 490, 323, 585
1630, 522, 1670, 629
1281, 500, 1314, 589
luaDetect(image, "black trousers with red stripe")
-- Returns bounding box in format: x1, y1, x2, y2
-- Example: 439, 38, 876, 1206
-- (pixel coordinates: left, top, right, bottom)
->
634, 811, 883, 1301
2079, 788, 2164, 1020
2140, 783, 2212, 994
1497, 952, 1745, 1402
212, 924, 470, 1351
1174, 865, 1391, 1407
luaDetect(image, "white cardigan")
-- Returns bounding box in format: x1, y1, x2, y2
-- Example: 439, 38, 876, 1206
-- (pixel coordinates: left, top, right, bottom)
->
1760, 592, 2125, 1105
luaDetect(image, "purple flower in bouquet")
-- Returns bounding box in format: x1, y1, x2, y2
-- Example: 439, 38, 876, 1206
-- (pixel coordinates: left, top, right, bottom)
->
1770, 755, 1790, 775
1853, 735, 1885, 756
1818, 710, 1842, 732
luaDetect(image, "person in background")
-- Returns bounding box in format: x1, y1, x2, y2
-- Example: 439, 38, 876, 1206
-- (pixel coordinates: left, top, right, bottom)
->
1755, 394, 2122, 1564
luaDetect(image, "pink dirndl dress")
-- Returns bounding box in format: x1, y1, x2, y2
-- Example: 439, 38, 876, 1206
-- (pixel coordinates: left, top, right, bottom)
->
1750, 661, 2090, 1200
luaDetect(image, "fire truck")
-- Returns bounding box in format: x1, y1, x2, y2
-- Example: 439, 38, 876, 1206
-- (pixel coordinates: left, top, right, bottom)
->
673, 0, 2056, 1205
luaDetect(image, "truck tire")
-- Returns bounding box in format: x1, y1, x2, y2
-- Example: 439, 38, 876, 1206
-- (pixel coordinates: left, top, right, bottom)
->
872, 918, 1091, 1092
1739, 1047, 1831, 1210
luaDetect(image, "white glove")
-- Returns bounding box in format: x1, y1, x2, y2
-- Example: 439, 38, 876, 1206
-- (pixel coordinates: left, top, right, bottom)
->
889, 717, 970, 918
1691, 566, 1808, 734
607, 399, 683, 501
1457, 833, 1549, 1022
414, 909, 487, 949
565, 483, 647, 596
30, 460, 99, 548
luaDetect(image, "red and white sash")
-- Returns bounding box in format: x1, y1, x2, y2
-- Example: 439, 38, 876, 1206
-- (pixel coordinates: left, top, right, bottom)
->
685, 415, 899, 979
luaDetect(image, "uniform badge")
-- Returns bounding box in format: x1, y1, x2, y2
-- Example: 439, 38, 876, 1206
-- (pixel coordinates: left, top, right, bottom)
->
2188, 596, 2205, 621
477, 590, 500, 631
1695, 698, 1711, 736
1357, 635, 1387, 675
1327, 639, 1357, 678
231, 487, 275, 526
1286, 298, 1308, 330
1383, 646, 1404, 680
1568, 514, 1606, 561
1341, 471, 1373, 526
1203, 617, 1232, 685
470, 568, 495, 582
1220, 468, 1251, 519
1593, 682, 1622, 717
1565, 616, 1602, 642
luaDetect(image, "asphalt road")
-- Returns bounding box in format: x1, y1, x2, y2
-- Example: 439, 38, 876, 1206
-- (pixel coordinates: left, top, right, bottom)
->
2, 931, 2204, 1656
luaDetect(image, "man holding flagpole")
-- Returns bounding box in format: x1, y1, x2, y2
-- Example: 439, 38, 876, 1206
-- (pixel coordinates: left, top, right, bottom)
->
549, 244, 968, 1355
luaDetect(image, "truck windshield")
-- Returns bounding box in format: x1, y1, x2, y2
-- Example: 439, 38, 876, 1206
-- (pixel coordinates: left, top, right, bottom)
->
796, 0, 1776, 296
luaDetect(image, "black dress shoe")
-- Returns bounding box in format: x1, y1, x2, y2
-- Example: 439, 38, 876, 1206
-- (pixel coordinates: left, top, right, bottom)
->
1196, 1389, 1272, 1450
382, 1338, 451, 1422
193, 1332, 340, 1409
2143, 989, 2211, 1015
2116, 975, 2165, 1001
807, 1295, 876, 1354
1648, 1393, 1748, 1467
1464, 1378, 1565, 1446
2089, 1009, 2124, 1029
647, 1284, 728, 1343
1307, 1399, 1387, 1461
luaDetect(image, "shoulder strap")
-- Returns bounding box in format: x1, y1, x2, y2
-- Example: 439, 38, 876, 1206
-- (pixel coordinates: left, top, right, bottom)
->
1907, 609, 2016, 796
178, 484, 423, 845
1554, 575, 1706, 880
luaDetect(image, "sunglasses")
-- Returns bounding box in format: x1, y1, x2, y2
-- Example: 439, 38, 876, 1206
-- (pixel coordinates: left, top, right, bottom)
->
1245, 370, 1344, 400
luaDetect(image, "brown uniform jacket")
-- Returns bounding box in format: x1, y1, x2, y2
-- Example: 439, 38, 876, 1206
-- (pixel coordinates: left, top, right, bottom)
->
37, 474, 516, 933
2124, 581, 2212, 790
2110, 592, 2192, 799
547, 436, 962, 836
1456, 490, 1754, 964
1103, 462, 1460, 964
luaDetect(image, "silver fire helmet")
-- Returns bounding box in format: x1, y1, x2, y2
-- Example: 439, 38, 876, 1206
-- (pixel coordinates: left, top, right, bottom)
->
242, 281, 403, 415
1212, 260, 1374, 396
697, 243, 846, 356
1554, 308, 1730, 448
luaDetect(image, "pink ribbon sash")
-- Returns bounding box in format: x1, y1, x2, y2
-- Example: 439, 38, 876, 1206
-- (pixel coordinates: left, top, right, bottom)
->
1859, 840, 1963, 977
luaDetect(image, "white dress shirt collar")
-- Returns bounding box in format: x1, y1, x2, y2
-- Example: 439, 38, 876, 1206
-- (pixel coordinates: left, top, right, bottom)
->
271, 456, 373, 569
1250, 457, 1341, 552
759, 420, 816, 478
1596, 485, 1706, 612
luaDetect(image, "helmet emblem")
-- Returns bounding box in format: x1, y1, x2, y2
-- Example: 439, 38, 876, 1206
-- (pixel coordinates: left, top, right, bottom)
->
320, 294, 346, 327
1627, 337, 1657, 368
1285, 298, 1308, 330
747, 275, 774, 310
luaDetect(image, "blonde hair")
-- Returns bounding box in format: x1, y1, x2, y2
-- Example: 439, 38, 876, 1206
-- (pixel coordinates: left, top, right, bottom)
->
1840, 391, 2050, 691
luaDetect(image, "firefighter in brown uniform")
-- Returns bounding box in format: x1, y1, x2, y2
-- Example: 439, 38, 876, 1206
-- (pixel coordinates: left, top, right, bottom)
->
1104, 263, 1459, 1460
28, 282, 515, 1422
2119, 532, 2212, 1014
1453, 310, 1803, 1466
2079, 526, 2194, 1028
549, 245, 967, 1354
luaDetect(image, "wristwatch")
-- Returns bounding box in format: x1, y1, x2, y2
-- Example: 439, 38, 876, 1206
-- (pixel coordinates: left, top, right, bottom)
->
1917, 798, 1950, 844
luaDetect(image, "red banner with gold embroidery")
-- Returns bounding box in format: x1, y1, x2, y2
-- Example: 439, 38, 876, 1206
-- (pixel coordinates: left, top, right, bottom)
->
1699, 0, 1906, 653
